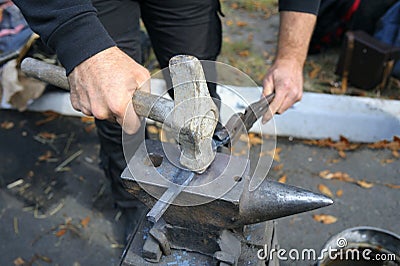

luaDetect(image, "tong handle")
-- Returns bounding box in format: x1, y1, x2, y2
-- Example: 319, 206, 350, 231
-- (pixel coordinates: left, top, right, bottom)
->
242, 92, 275, 132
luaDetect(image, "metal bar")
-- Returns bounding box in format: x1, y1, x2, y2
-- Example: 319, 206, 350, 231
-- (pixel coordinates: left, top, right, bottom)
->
146, 171, 195, 224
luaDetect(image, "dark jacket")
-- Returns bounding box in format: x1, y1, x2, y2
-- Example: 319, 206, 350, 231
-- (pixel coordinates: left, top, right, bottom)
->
13, 0, 320, 75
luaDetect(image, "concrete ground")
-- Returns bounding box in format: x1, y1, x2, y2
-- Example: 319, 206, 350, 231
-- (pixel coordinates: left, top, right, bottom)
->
0, 109, 399, 266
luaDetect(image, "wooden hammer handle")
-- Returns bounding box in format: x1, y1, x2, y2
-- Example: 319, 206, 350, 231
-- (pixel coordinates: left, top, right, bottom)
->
21, 57, 174, 124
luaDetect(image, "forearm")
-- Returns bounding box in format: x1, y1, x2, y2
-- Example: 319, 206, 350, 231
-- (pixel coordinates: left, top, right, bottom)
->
13, 0, 115, 74
276, 11, 317, 66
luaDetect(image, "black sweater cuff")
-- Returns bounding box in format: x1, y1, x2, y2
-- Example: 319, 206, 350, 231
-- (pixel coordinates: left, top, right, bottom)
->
47, 12, 115, 75
279, 0, 321, 15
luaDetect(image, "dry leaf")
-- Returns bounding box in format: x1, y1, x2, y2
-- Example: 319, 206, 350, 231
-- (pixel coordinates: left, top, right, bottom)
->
38, 151, 53, 162
230, 3, 238, 9
80, 216, 90, 228
84, 124, 96, 133
278, 175, 287, 184
384, 184, 400, 189
368, 140, 389, 149
249, 133, 262, 146
239, 134, 248, 142
226, 20, 233, 26
36, 111, 60, 125
55, 229, 67, 237
13, 257, 25, 266
319, 170, 355, 183
236, 21, 248, 27
313, 214, 337, 224
338, 150, 346, 158
238, 50, 249, 57
318, 184, 333, 198
273, 163, 284, 171
380, 158, 394, 164
308, 61, 321, 79
147, 125, 159, 135
38, 132, 56, 140
356, 180, 374, 189
392, 150, 399, 158
80, 116, 95, 123
336, 189, 343, 197
1, 121, 14, 130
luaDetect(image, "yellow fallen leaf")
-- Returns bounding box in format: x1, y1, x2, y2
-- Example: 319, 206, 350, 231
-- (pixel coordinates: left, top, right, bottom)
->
249, 133, 262, 146
80, 116, 95, 123
147, 125, 159, 135
38, 151, 53, 162
380, 158, 395, 164
338, 150, 346, 159
318, 184, 333, 198
80, 216, 90, 228
238, 50, 249, 57
236, 21, 248, 27
278, 175, 287, 184
313, 214, 337, 224
55, 229, 67, 237
356, 180, 374, 189
84, 124, 96, 133
13, 257, 25, 266
273, 163, 284, 171
385, 184, 400, 189
336, 189, 343, 197
1, 121, 14, 130
392, 150, 399, 158
226, 20, 233, 26
38, 132, 56, 139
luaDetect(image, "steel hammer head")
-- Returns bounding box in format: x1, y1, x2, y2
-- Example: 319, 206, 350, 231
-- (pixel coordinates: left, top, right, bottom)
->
168, 55, 219, 173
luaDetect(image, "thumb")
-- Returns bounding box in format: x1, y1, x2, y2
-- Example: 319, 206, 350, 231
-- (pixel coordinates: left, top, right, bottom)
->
261, 75, 274, 124
120, 101, 142, 135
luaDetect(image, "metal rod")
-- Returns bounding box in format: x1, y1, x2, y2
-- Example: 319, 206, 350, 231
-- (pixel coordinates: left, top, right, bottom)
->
146, 171, 195, 223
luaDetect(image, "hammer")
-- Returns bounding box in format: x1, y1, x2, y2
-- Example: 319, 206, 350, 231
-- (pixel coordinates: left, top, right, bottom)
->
21, 56, 219, 173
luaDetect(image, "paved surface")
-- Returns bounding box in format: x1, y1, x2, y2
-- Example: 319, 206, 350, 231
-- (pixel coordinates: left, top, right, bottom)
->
0, 109, 399, 266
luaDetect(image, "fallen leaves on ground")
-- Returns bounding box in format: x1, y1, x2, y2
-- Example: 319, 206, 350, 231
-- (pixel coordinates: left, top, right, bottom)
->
37, 131, 56, 140
308, 61, 321, 79
273, 163, 284, 171
1, 121, 15, 129
384, 184, 400, 189
147, 125, 159, 135
368, 137, 400, 159
80, 116, 95, 123
80, 216, 90, 228
13, 258, 25, 266
236, 21, 248, 27
55, 228, 67, 237
84, 123, 96, 133
278, 175, 287, 184
319, 170, 355, 183
238, 50, 250, 57
36, 111, 60, 126
356, 180, 374, 189
318, 184, 333, 198
336, 189, 343, 197
38, 151, 53, 162
313, 214, 337, 224
319, 170, 399, 190
266, 147, 282, 162
248, 132, 262, 146
304, 136, 359, 158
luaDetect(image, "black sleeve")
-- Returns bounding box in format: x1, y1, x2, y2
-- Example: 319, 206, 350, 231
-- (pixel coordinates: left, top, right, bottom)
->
279, 0, 321, 15
13, 0, 116, 75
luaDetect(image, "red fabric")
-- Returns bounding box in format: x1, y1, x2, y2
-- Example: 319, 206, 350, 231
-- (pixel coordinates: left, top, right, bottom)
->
344, 0, 361, 21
